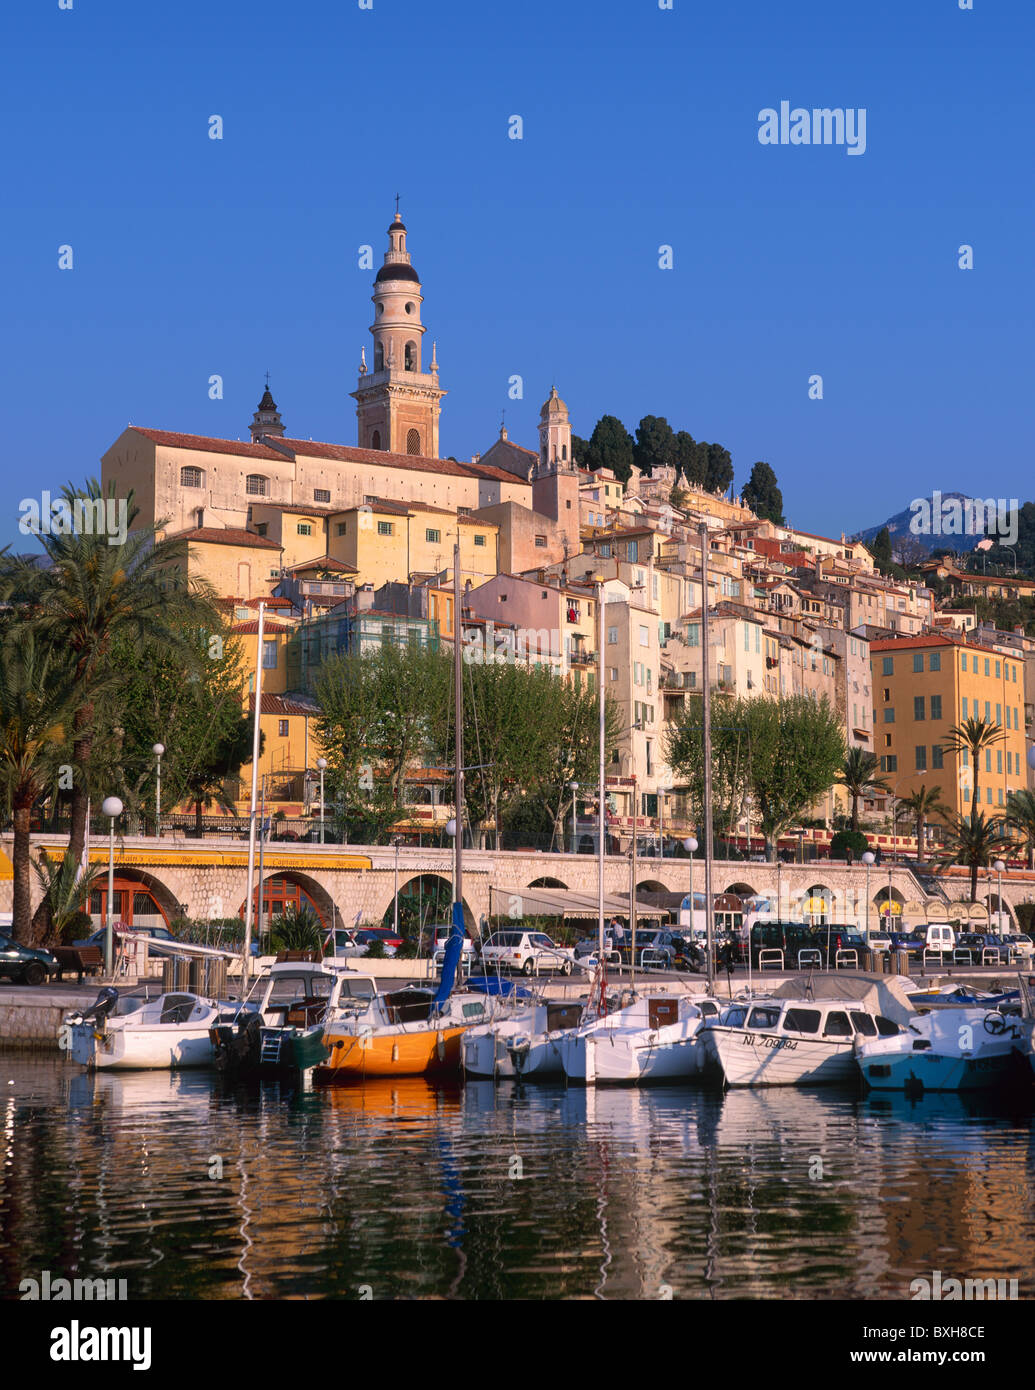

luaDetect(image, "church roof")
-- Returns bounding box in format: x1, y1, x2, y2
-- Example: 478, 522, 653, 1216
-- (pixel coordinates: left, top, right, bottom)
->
375, 262, 420, 283
129, 427, 285, 460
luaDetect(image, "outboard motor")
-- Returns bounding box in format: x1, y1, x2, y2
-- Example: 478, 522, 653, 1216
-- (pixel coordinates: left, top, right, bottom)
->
68, 986, 119, 1027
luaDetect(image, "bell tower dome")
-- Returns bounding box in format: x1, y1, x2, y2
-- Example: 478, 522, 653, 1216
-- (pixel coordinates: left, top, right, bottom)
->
351, 207, 446, 457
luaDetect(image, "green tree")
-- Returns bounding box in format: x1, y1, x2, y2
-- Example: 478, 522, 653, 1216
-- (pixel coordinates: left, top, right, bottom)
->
0, 480, 219, 864
315, 642, 451, 843
868, 526, 894, 574
934, 810, 1013, 904
1005, 789, 1035, 869
938, 717, 1005, 825
899, 784, 943, 863
836, 748, 890, 832
31, 850, 101, 946
702, 442, 734, 494
633, 416, 676, 477
0, 631, 79, 942
577, 415, 636, 483
673, 431, 704, 488
742, 462, 784, 524
666, 693, 844, 860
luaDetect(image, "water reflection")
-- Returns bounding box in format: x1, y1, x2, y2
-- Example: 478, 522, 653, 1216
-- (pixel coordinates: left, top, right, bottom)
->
0, 1057, 1032, 1300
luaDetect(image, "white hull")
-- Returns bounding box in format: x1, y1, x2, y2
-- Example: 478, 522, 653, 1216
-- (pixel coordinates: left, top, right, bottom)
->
70, 1022, 215, 1071
561, 995, 715, 1085
702, 1025, 858, 1088
856, 1006, 1028, 1093
462, 1002, 578, 1079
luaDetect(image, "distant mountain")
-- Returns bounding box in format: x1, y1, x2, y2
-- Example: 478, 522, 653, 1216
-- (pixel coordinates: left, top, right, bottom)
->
853, 491, 992, 558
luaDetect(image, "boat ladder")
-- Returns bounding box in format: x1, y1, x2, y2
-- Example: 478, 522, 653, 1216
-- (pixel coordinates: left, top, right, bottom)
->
260, 1030, 283, 1066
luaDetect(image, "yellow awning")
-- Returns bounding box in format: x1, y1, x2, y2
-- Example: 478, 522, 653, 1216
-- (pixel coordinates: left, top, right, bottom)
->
0, 849, 12, 881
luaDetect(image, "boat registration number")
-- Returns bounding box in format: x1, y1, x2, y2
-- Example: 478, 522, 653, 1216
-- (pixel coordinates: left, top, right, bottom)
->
741, 1033, 796, 1050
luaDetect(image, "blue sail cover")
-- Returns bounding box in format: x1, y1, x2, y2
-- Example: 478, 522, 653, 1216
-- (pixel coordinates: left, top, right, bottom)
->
433, 901, 466, 1011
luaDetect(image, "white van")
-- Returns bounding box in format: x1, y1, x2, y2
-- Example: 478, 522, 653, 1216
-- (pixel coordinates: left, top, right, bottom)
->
916, 923, 956, 957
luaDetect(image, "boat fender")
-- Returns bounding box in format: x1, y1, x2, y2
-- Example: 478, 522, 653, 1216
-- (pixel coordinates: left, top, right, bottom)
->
392, 1043, 399, 1062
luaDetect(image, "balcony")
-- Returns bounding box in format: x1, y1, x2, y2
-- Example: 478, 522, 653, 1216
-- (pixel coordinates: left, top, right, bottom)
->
569, 648, 596, 666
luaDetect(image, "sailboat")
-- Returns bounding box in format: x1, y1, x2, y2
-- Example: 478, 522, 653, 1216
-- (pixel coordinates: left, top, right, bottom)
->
316, 543, 506, 1083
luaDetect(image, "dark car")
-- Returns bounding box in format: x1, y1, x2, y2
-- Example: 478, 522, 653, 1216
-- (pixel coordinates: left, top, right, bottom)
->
355, 928, 403, 957
0, 934, 60, 987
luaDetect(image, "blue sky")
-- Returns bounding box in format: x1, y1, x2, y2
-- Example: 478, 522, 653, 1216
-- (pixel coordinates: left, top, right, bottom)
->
4, 0, 1032, 547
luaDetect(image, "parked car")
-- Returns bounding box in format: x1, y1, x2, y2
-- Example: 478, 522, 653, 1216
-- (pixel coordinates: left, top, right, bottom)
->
573, 934, 622, 967
353, 928, 402, 957
480, 930, 576, 976
322, 928, 365, 957
73, 924, 177, 949
430, 925, 477, 969
0, 934, 60, 987
1000, 934, 1034, 963
956, 932, 1009, 960
617, 928, 679, 968
865, 932, 893, 954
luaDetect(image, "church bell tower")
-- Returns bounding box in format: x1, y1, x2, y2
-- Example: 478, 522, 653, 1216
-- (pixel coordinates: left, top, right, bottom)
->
351, 208, 446, 458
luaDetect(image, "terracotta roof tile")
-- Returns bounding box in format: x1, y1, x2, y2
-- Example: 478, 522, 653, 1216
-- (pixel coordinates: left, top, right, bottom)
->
172, 526, 282, 551
249, 693, 320, 716
131, 427, 286, 461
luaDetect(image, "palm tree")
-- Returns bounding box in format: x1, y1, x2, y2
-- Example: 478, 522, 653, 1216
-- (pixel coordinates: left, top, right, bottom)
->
934, 809, 1013, 903
0, 480, 218, 862
1005, 789, 1035, 869
836, 748, 890, 831
31, 849, 101, 946
899, 784, 943, 863
0, 631, 78, 942
938, 717, 1005, 825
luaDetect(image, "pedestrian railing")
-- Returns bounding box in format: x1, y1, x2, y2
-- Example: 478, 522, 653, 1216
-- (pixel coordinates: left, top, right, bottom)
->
953, 949, 974, 965
758, 949, 784, 971
797, 949, 822, 969
835, 949, 858, 970
982, 948, 1001, 966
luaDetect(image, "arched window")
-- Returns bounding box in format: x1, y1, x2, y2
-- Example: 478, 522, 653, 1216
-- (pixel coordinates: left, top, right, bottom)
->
374, 343, 384, 372
405, 341, 416, 371
180, 465, 204, 488
406, 429, 421, 456
371, 429, 382, 451
245, 474, 269, 497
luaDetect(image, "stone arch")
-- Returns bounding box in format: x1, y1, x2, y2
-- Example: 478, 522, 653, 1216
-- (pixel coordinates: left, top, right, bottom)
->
800, 883, 835, 926
876, 883, 905, 926
383, 873, 474, 939
725, 881, 756, 898
636, 878, 668, 895
87, 867, 180, 928
371, 428, 382, 451
529, 876, 567, 889
238, 871, 336, 932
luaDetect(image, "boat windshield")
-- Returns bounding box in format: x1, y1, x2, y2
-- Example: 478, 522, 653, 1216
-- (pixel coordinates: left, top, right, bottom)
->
338, 978, 376, 1000
267, 973, 334, 1006
747, 1006, 781, 1031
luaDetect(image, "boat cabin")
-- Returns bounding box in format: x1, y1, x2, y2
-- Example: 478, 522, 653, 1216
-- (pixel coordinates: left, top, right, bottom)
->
716, 999, 902, 1040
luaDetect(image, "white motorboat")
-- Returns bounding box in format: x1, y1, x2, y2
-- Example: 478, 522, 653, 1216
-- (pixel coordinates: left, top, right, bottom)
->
699, 974, 916, 1088
462, 998, 584, 1079
855, 1004, 1029, 1093
558, 992, 723, 1085
66, 986, 229, 1071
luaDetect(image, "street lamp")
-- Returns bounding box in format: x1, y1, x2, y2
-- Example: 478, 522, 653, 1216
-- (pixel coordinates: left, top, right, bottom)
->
316, 758, 327, 844
101, 796, 124, 978
994, 858, 1006, 932
861, 850, 875, 937
568, 781, 579, 855
152, 743, 164, 838
683, 836, 699, 943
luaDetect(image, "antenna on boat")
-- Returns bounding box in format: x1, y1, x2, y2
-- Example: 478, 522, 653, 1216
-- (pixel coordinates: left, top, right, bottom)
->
241, 600, 266, 995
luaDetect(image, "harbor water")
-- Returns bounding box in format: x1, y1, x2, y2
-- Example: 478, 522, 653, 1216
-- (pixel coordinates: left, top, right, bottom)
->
2, 1056, 1033, 1301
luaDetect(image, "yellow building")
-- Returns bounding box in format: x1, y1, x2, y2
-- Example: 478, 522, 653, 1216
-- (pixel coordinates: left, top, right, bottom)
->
327, 498, 498, 588
871, 635, 1026, 831
164, 526, 284, 601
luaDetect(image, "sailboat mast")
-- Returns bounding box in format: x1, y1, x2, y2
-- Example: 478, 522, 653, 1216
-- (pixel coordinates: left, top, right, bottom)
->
699, 524, 715, 994
242, 599, 266, 991
453, 543, 463, 912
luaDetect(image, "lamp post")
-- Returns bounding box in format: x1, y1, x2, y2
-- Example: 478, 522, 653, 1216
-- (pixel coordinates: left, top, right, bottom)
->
101, 796, 123, 978
569, 781, 578, 855
861, 850, 875, 937
994, 858, 1005, 933
316, 758, 327, 844
683, 836, 698, 943
152, 743, 164, 838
